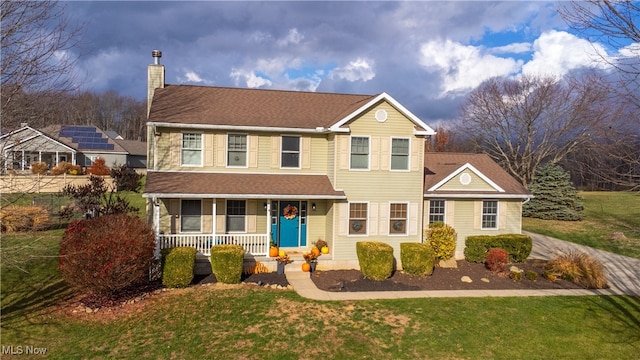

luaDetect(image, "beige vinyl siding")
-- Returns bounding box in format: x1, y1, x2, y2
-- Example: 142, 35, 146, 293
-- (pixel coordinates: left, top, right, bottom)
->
421, 198, 525, 259
155, 129, 329, 173
307, 200, 328, 247
331, 102, 426, 261
438, 169, 497, 191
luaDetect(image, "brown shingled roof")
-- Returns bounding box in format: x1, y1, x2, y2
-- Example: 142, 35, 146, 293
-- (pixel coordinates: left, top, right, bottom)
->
424, 152, 529, 195
148, 85, 376, 129
144, 171, 346, 198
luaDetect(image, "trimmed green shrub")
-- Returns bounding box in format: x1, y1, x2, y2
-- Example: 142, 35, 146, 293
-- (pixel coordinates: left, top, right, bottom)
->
356, 241, 394, 281
210, 244, 244, 284
426, 222, 456, 260
465, 234, 532, 263
162, 247, 197, 288
485, 248, 509, 272
58, 214, 155, 294
400, 242, 435, 277
525, 270, 538, 281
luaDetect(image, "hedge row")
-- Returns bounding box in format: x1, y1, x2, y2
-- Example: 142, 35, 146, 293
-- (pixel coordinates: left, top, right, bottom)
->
464, 234, 532, 263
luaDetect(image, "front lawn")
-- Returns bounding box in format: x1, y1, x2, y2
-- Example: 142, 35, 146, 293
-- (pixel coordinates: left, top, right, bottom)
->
1, 229, 639, 359
523, 191, 640, 259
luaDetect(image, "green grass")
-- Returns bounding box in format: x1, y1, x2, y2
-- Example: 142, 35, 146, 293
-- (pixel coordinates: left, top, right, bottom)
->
523, 192, 640, 259
2, 227, 640, 359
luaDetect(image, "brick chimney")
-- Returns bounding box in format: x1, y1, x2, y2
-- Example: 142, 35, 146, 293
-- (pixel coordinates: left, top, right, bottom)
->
147, 50, 165, 117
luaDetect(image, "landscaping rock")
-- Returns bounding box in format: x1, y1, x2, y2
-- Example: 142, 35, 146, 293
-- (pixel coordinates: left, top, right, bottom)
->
439, 258, 458, 268
461, 276, 473, 283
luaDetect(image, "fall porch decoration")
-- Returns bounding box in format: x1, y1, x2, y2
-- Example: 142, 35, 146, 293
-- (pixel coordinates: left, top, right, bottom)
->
283, 204, 298, 220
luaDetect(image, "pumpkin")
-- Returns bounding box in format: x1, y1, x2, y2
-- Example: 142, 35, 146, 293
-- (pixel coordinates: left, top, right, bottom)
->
311, 247, 321, 257
269, 246, 279, 257
321, 246, 329, 254
301, 262, 311, 272
279, 250, 286, 258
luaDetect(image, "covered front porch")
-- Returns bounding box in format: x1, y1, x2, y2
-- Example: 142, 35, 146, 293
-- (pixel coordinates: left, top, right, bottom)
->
144, 171, 347, 258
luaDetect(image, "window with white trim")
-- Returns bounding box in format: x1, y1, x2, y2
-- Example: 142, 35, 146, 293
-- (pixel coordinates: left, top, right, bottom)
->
349, 202, 368, 235
281, 136, 300, 168
227, 134, 247, 167
482, 200, 498, 229
181, 199, 201, 232
391, 138, 409, 170
350, 136, 369, 170
226, 200, 246, 232
181, 133, 202, 166
389, 203, 408, 235
429, 200, 445, 224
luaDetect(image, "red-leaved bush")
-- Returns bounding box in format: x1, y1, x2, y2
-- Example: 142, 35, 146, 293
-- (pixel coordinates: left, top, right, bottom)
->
485, 248, 509, 272
59, 214, 156, 294
86, 157, 110, 175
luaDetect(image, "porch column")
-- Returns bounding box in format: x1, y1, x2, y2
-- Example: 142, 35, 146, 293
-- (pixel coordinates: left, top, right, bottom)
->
153, 198, 161, 258
265, 199, 271, 254
21, 150, 25, 170
71, 152, 76, 166
211, 198, 217, 236
55, 151, 59, 166
38, 151, 42, 162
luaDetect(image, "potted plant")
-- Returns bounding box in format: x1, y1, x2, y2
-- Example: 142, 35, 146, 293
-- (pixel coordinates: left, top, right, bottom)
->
275, 252, 292, 274
303, 251, 319, 272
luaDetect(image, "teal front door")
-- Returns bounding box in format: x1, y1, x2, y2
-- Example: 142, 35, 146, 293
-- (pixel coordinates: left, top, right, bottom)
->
279, 201, 300, 247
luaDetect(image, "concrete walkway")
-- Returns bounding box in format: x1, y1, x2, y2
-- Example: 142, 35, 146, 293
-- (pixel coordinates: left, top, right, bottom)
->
285, 232, 640, 300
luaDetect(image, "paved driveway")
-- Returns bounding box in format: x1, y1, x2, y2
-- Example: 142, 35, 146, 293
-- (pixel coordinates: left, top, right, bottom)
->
526, 231, 640, 295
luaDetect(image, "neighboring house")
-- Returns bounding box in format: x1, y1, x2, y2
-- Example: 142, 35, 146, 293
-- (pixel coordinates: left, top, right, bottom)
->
423, 152, 531, 259
142, 51, 531, 264
0, 125, 78, 172
0, 124, 146, 172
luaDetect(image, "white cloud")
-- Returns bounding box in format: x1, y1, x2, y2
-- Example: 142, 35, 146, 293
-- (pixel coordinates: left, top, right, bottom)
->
329, 58, 375, 82
489, 43, 532, 55
277, 28, 304, 47
230, 68, 272, 88
522, 30, 609, 76
419, 39, 522, 96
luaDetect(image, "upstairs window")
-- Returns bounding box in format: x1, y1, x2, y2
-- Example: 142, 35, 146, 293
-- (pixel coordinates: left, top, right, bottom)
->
281, 136, 300, 168
429, 200, 445, 224
350, 136, 369, 170
181, 133, 202, 166
391, 138, 409, 170
389, 203, 408, 235
482, 200, 498, 229
227, 134, 247, 167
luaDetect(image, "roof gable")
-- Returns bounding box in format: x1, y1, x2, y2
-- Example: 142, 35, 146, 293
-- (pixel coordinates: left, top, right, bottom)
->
329, 92, 435, 135
1, 126, 75, 153
427, 163, 504, 192
424, 152, 530, 197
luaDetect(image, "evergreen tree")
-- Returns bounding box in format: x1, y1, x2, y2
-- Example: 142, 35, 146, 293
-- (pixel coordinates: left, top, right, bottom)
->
523, 163, 584, 221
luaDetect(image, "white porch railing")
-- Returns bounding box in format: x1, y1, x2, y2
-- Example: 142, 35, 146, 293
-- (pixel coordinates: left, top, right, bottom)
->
157, 233, 269, 256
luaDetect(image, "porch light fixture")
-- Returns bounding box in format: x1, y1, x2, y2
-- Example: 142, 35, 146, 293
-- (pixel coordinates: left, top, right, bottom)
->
312, 203, 316, 211
264, 203, 267, 210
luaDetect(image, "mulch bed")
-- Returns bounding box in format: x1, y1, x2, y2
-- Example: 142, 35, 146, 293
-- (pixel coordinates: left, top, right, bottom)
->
78, 259, 584, 310
310, 259, 584, 292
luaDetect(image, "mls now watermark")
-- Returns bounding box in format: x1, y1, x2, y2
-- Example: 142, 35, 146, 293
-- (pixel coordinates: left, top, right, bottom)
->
2, 345, 48, 355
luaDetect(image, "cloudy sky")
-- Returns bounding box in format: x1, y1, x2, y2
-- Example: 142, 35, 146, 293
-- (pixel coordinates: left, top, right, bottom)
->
64, 1, 622, 125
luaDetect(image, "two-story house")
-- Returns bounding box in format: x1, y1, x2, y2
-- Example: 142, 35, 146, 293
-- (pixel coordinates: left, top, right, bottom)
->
142, 51, 531, 268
